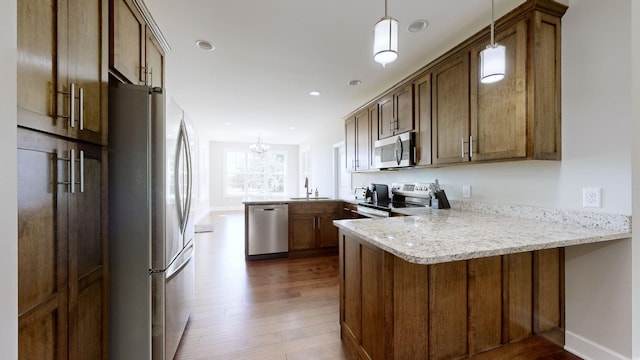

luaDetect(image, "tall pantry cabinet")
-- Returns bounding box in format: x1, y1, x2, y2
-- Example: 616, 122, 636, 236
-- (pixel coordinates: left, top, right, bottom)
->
17, 0, 109, 358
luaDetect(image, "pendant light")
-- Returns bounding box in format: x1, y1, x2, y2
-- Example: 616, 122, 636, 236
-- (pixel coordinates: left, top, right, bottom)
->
479, 0, 506, 83
249, 134, 269, 154
373, 0, 398, 68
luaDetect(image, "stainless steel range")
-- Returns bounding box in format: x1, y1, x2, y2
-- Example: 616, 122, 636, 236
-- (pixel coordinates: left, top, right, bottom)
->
356, 182, 434, 218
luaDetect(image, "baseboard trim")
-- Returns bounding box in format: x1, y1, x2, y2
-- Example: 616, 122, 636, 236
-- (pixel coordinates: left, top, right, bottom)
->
565, 330, 630, 360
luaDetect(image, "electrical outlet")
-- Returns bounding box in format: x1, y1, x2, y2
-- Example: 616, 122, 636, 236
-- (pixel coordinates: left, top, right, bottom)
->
462, 185, 471, 198
582, 188, 601, 208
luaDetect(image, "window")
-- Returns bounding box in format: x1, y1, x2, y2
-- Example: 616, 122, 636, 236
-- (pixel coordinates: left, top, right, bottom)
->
223, 150, 286, 196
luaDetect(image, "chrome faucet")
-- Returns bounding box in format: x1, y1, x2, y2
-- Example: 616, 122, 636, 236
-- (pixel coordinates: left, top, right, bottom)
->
304, 177, 312, 200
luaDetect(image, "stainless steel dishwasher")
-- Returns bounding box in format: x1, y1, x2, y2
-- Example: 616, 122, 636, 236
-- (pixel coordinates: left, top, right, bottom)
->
247, 204, 288, 259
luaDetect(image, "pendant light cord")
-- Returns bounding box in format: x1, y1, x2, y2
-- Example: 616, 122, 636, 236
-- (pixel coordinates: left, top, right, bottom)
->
384, 0, 388, 17
490, 0, 495, 46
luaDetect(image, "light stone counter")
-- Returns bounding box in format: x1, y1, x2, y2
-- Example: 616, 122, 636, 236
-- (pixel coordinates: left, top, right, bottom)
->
333, 204, 631, 265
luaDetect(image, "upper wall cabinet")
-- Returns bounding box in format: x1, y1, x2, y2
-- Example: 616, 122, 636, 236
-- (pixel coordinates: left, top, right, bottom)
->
344, 0, 567, 169
431, 53, 470, 165
111, 0, 165, 87
17, 0, 108, 146
413, 73, 432, 166
345, 105, 378, 172
378, 83, 414, 140
469, 21, 527, 162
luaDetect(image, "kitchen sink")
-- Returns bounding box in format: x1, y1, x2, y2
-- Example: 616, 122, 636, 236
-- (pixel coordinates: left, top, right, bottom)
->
289, 197, 331, 200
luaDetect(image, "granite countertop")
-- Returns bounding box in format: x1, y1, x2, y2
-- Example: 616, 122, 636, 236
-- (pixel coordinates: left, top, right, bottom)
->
333, 206, 632, 265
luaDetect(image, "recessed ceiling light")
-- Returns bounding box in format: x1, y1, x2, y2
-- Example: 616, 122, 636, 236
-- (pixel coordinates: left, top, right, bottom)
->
195, 40, 215, 51
289, 126, 296, 131
348, 80, 362, 86
408, 20, 429, 33
309, 91, 320, 96
224, 122, 231, 126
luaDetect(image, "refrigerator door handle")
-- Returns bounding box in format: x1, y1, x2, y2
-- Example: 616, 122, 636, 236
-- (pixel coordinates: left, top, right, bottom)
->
182, 118, 194, 234
166, 242, 194, 280
174, 121, 188, 233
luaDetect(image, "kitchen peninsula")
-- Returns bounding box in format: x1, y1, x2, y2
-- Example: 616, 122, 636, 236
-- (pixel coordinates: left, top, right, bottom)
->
333, 204, 631, 359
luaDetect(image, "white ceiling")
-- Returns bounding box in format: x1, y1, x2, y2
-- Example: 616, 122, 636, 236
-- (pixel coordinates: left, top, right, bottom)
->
144, 0, 527, 145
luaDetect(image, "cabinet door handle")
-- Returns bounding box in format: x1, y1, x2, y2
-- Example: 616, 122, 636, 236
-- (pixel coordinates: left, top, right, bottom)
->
57, 149, 75, 193
461, 137, 465, 158
469, 136, 473, 158
78, 87, 84, 130
58, 83, 76, 128
79, 150, 84, 193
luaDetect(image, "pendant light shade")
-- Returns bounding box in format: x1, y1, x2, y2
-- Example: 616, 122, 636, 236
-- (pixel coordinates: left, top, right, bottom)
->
480, 44, 506, 83
373, 0, 398, 68
479, 0, 505, 84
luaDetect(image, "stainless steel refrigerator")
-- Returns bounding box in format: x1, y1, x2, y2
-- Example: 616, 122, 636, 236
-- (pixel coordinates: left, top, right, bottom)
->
109, 83, 195, 360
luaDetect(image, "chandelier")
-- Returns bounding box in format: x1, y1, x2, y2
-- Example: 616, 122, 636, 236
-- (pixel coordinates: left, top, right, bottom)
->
249, 134, 270, 154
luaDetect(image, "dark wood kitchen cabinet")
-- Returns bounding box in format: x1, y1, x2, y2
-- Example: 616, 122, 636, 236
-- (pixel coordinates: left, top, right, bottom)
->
17, 0, 108, 146
18, 128, 108, 360
339, 230, 564, 360
413, 72, 432, 166
289, 202, 342, 253
111, 0, 165, 87
378, 83, 414, 140
345, 105, 378, 171
468, 20, 528, 162
431, 52, 470, 165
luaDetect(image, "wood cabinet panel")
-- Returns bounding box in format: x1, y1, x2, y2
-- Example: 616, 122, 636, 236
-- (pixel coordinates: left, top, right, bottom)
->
66, 0, 105, 144
393, 257, 428, 359
395, 84, 414, 134
534, 248, 562, 334
18, 129, 107, 360
470, 21, 527, 162
344, 117, 356, 171
112, 0, 144, 84
414, 73, 432, 166
17, 0, 57, 130
378, 94, 394, 139
145, 27, 164, 87
432, 53, 470, 165
355, 109, 370, 171
429, 261, 468, 360
532, 13, 562, 160
18, 0, 107, 145
361, 245, 384, 360
340, 230, 565, 359
342, 236, 361, 340
378, 84, 414, 140
469, 257, 503, 354
317, 215, 338, 248
504, 252, 533, 342
289, 216, 316, 251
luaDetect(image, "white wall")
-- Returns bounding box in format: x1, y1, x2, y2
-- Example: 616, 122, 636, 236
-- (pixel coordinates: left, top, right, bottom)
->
352, 1, 634, 358
631, 1, 640, 357
299, 120, 344, 199
1, 0, 18, 358
208, 141, 299, 210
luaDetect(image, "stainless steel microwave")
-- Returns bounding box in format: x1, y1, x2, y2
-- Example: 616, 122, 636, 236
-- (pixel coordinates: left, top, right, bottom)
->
374, 132, 416, 169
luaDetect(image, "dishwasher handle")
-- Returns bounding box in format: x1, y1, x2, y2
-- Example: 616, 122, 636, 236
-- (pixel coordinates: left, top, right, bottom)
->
254, 207, 282, 212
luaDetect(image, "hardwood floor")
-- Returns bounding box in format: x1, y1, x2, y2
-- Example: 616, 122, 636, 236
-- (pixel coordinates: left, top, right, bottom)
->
174, 211, 581, 360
